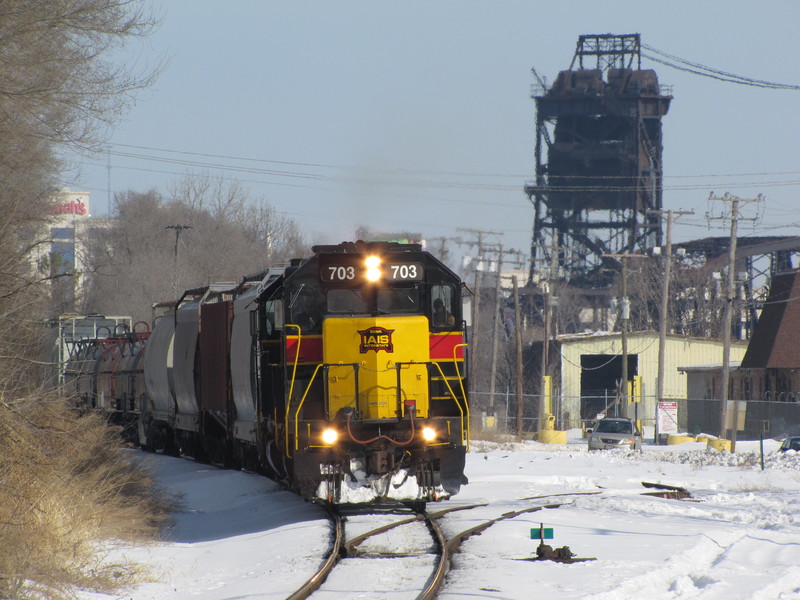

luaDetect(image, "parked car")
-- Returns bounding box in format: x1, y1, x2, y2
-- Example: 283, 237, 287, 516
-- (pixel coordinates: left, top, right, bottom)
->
587, 417, 642, 451
779, 436, 800, 452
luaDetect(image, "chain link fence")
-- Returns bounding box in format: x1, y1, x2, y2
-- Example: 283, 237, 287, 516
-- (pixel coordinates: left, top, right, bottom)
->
469, 391, 800, 441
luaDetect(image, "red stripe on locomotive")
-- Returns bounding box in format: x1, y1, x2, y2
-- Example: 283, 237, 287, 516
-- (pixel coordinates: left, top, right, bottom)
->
430, 332, 465, 360
286, 331, 464, 363
285, 335, 323, 363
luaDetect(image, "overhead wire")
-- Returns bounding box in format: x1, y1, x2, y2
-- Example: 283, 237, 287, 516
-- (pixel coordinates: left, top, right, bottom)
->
109, 143, 530, 179
641, 43, 800, 90
94, 144, 800, 196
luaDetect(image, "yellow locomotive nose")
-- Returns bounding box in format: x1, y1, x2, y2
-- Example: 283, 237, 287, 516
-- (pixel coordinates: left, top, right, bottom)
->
324, 316, 430, 420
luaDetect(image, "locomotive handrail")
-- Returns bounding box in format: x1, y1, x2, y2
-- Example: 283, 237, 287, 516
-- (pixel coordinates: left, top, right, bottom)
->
284, 334, 470, 456
284, 324, 302, 458
288, 358, 468, 452
430, 361, 469, 449
292, 363, 324, 453
453, 343, 470, 450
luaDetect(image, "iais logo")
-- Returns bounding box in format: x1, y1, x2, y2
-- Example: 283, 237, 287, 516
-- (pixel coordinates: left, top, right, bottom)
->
357, 326, 395, 354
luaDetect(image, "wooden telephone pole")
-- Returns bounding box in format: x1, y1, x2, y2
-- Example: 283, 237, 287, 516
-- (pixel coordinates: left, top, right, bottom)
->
603, 253, 647, 405
708, 193, 763, 447
648, 208, 694, 439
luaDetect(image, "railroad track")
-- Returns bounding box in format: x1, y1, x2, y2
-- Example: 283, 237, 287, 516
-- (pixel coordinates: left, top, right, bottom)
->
286, 504, 344, 600
287, 503, 447, 600
286, 492, 601, 599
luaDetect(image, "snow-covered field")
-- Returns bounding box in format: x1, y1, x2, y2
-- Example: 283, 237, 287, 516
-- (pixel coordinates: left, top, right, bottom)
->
80, 434, 800, 600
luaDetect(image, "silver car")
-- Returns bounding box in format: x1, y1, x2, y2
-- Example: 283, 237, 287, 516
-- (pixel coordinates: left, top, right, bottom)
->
587, 417, 642, 451
779, 436, 800, 452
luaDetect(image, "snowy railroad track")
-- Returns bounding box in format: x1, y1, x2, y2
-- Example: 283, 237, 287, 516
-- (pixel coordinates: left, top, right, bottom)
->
289, 493, 601, 600
74, 440, 800, 599
288, 505, 449, 600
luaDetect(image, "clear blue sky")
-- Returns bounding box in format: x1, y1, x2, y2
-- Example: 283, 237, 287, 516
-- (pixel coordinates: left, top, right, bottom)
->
65, 0, 800, 258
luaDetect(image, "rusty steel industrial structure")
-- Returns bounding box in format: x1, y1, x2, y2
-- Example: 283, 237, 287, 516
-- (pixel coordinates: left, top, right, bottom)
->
525, 33, 672, 286
523, 34, 800, 339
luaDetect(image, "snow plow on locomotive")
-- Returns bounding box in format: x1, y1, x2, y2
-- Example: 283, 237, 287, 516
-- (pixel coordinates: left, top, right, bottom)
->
60, 241, 471, 505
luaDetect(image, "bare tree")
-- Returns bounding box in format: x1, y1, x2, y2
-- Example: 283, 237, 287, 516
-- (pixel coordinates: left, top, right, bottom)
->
0, 3, 167, 598
0, 0, 160, 395
0, 0, 161, 153
84, 175, 309, 321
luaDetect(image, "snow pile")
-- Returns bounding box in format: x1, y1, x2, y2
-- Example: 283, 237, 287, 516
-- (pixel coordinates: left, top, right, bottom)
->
317, 465, 450, 503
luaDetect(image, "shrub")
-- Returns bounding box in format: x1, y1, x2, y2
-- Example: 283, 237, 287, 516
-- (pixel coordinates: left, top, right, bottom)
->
0, 394, 168, 600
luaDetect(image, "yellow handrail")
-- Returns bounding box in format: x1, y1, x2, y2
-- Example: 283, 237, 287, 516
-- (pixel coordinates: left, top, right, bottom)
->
284, 324, 301, 457
431, 360, 469, 449
453, 343, 470, 450
282, 336, 470, 456
293, 363, 324, 451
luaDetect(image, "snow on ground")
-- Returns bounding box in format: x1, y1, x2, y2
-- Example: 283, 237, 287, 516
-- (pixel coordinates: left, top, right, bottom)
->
79, 433, 800, 599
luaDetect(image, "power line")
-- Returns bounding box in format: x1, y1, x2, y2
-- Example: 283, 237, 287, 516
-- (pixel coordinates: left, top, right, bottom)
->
110, 142, 533, 180
642, 44, 800, 90
87, 143, 800, 193
88, 154, 800, 195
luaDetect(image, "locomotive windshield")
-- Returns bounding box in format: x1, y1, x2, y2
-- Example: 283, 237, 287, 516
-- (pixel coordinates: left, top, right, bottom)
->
378, 286, 420, 313
326, 286, 421, 315
327, 288, 367, 314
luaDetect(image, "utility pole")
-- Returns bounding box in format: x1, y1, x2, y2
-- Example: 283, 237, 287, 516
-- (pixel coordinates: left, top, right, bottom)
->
425, 235, 462, 265
620, 259, 629, 403
540, 238, 559, 431
488, 245, 504, 416
709, 193, 763, 447
106, 145, 112, 217
648, 208, 694, 441
603, 254, 647, 408
458, 228, 502, 411
512, 275, 524, 438
486, 245, 524, 421
165, 224, 192, 298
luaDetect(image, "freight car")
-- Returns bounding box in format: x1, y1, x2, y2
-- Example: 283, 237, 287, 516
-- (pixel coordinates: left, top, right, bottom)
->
63, 241, 470, 505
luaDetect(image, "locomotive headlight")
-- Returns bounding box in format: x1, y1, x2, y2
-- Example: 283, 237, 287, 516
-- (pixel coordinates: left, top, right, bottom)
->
365, 255, 382, 282
422, 426, 437, 442
322, 428, 339, 445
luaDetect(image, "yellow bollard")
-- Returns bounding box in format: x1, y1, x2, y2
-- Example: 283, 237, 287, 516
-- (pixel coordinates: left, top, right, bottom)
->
537, 414, 566, 444
707, 438, 732, 452
538, 429, 567, 444
667, 434, 697, 445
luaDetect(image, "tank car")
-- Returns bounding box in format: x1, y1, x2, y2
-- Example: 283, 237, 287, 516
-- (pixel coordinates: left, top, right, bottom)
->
61, 320, 149, 442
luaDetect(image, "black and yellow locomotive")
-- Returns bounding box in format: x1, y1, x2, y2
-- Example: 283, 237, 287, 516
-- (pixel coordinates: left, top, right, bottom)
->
63, 241, 470, 505
265, 241, 470, 502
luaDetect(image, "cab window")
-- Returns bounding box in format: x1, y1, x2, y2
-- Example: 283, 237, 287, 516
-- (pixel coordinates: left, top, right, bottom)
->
288, 283, 323, 332
431, 284, 456, 327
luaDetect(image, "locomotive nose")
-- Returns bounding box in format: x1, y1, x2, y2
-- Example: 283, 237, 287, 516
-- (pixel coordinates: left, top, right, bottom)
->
323, 315, 430, 420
